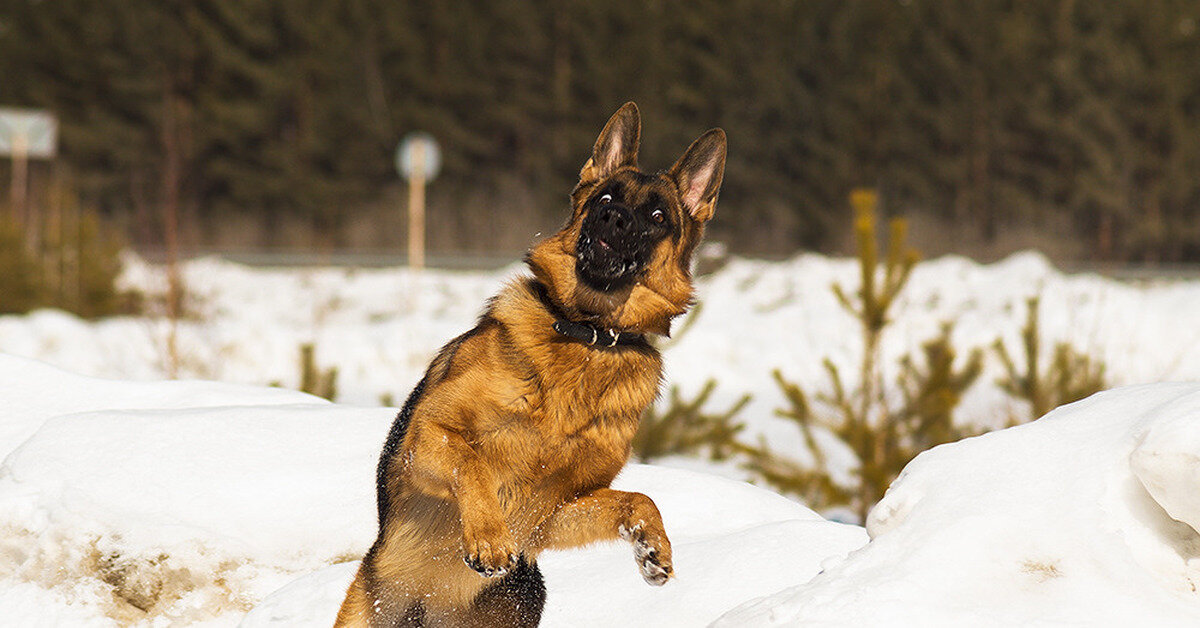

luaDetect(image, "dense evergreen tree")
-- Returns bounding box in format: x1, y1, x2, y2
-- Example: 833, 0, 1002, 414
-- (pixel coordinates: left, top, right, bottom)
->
2, 0, 1199, 261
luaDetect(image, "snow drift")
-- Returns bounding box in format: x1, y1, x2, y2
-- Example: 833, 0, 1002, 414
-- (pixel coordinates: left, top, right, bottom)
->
3, 251, 1200, 433
5, 355, 1200, 626
0, 355, 864, 626
716, 383, 1200, 627
242, 466, 868, 628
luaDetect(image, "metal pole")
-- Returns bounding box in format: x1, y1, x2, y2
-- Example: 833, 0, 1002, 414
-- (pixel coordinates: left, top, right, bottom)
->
407, 143, 426, 271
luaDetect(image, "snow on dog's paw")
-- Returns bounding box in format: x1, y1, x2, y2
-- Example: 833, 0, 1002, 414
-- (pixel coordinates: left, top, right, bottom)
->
462, 538, 518, 578
636, 545, 672, 586
621, 522, 673, 585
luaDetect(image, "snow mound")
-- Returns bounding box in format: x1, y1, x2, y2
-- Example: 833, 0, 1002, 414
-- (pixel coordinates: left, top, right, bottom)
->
1131, 395, 1200, 537
241, 464, 867, 628
0, 353, 865, 625
0, 404, 394, 564
0, 353, 320, 456
715, 383, 1200, 627
0, 355, 395, 623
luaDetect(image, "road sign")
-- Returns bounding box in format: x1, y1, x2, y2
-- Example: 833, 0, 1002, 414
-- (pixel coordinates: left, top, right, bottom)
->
395, 133, 441, 271
2, 108, 58, 233
395, 132, 441, 182
0, 108, 58, 159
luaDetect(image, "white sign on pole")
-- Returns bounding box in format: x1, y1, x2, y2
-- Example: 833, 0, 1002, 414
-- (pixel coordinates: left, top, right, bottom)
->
395, 132, 442, 182
0, 108, 58, 159
395, 132, 440, 271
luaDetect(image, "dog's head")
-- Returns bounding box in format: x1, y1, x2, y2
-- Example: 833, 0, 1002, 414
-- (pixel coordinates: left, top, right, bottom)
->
527, 102, 726, 336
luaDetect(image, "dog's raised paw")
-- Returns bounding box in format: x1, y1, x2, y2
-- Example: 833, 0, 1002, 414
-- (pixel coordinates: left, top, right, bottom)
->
623, 523, 674, 585
463, 539, 518, 578
636, 547, 672, 586
633, 537, 672, 588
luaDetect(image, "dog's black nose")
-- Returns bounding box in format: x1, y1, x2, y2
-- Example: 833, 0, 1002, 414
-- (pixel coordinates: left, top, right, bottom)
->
597, 204, 631, 234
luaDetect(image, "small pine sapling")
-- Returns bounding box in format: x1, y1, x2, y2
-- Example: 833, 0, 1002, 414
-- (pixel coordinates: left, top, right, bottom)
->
896, 324, 984, 452
299, 342, 339, 401
0, 196, 132, 318
822, 189, 918, 519
737, 367, 855, 508
633, 299, 750, 463
56, 209, 128, 318
633, 379, 750, 463
0, 213, 45, 314
745, 190, 984, 521
994, 295, 1107, 422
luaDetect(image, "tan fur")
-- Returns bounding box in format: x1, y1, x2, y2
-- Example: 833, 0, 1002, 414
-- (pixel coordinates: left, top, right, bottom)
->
336, 103, 725, 627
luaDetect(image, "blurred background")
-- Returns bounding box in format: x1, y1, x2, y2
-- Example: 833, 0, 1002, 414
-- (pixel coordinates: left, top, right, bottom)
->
3, 0, 1200, 528
4, 0, 1200, 268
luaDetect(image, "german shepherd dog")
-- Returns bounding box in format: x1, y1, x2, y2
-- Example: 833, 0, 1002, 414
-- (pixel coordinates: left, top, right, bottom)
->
336, 102, 726, 627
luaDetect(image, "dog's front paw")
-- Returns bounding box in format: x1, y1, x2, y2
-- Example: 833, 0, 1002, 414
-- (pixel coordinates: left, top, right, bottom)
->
462, 533, 519, 578
620, 522, 674, 586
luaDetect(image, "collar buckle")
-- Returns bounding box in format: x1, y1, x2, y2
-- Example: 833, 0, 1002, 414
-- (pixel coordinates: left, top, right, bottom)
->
538, 281, 644, 349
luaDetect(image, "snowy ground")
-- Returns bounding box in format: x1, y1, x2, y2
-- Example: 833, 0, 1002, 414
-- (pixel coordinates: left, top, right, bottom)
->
3, 358, 1200, 626
2, 252, 1200, 626
0, 354, 866, 626
714, 383, 1200, 627
3, 251, 1200, 484
3, 251, 1199, 426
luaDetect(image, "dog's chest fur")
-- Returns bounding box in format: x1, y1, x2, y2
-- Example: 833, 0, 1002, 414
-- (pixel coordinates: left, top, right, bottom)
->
474, 280, 663, 493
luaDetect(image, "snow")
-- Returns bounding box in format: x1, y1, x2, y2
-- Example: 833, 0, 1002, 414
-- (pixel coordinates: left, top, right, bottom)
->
1, 251, 1199, 625
0, 355, 864, 626
241, 466, 867, 628
7, 250, 1199, 489
0, 356, 393, 625
4, 251, 1199, 428
1130, 394, 1200, 541
0, 352, 318, 457
715, 384, 1200, 627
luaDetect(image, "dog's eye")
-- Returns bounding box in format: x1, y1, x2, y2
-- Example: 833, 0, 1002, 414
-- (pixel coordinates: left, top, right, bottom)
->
651, 209, 666, 224
598, 193, 613, 205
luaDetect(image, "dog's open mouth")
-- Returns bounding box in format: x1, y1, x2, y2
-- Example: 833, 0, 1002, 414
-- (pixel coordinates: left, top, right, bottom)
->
576, 232, 637, 290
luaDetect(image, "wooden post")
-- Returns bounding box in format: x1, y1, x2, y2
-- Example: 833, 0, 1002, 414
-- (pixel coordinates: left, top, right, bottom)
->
397, 133, 438, 272
407, 142, 426, 271
11, 133, 31, 253
9, 134, 26, 218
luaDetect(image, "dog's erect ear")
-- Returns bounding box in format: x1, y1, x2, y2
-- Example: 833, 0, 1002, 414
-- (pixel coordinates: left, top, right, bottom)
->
580, 102, 640, 184
669, 129, 726, 222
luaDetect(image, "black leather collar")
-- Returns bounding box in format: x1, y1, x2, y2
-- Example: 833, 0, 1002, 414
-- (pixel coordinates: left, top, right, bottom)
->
531, 281, 646, 349
551, 318, 644, 347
